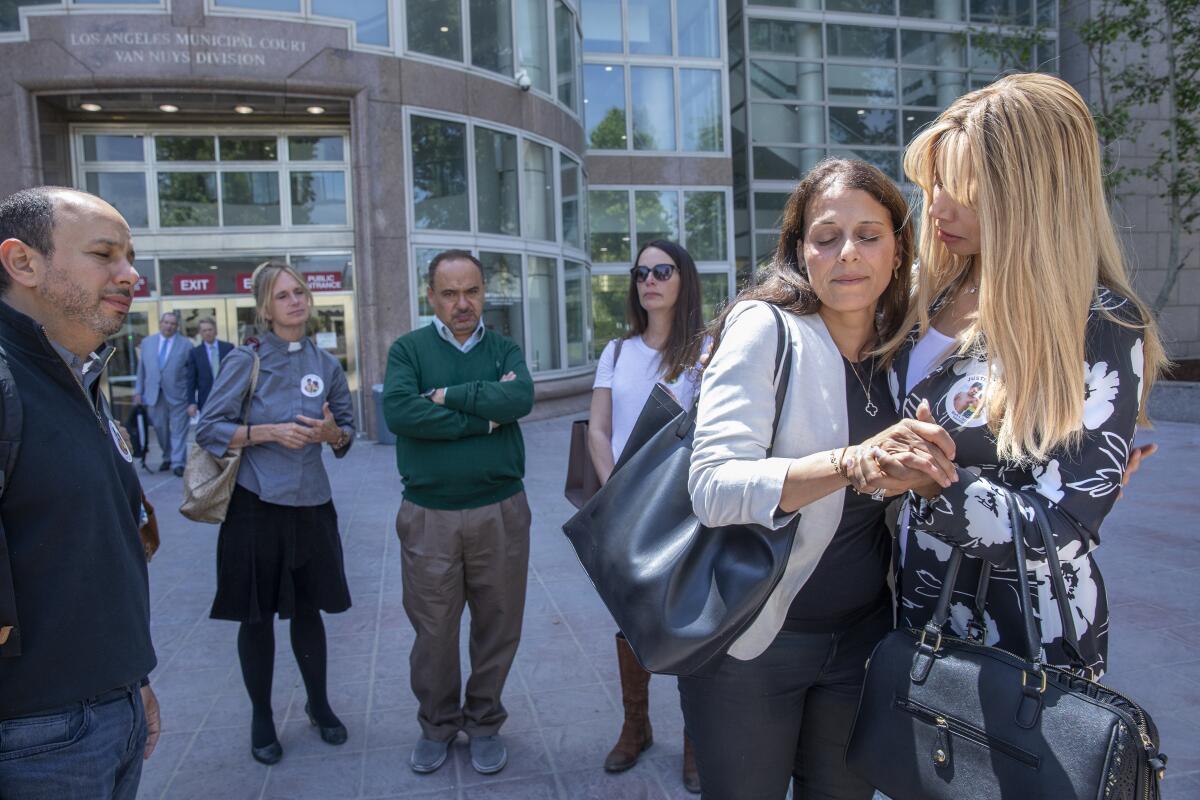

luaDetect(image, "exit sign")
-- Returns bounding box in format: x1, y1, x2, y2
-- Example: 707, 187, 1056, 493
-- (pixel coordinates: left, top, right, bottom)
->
172, 274, 217, 295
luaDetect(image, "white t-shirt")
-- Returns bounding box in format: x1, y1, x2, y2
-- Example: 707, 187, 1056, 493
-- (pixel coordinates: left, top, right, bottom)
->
593, 335, 706, 462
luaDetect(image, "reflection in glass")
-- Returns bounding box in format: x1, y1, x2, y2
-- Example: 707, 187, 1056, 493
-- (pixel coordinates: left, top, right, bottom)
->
582, 0, 622, 53
826, 24, 896, 61
410, 116, 468, 230
750, 61, 823, 102
901, 0, 961, 17
289, 136, 345, 161
902, 109, 938, 143
678, 0, 720, 58
753, 146, 824, 180
415, 247, 442, 323
406, 0, 463, 60
293, 252, 354, 291
561, 154, 583, 250
214, 0, 300, 9
748, 19, 821, 58
827, 0, 894, 12
970, 0, 1031, 25
523, 140, 556, 241
555, 1, 578, 109
754, 192, 789, 230
681, 69, 723, 152
471, 0, 513, 74
86, 173, 148, 228
901, 69, 966, 107
631, 67, 675, 151
684, 191, 727, 262
901, 29, 965, 67
479, 251, 524, 346
155, 136, 215, 161
565, 261, 588, 367
756, 233, 780, 267
289, 171, 348, 225
751, 103, 823, 144
83, 134, 144, 162
158, 172, 218, 226
220, 136, 277, 161
590, 273, 629, 357
830, 148, 900, 181
827, 65, 897, 105
628, 0, 671, 55
584, 64, 627, 149
699, 272, 729, 325
635, 191, 678, 251
527, 256, 560, 372
518, 0, 551, 92
475, 127, 520, 236
313, 0, 389, 47
829, 107, 897, 146
589, 190, 630, 263
222, 172, 281, 225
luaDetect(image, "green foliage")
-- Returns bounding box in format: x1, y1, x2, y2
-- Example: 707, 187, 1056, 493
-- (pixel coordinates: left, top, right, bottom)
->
588, 107, 628, 149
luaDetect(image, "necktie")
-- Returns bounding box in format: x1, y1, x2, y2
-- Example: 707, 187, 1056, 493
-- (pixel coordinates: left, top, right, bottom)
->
158, 336, 169, 368
210, 344, 220, 376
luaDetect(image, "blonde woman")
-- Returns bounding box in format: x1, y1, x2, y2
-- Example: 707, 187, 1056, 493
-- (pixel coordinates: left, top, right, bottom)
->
196, 261, 355, 764
854, 73, 1166, 675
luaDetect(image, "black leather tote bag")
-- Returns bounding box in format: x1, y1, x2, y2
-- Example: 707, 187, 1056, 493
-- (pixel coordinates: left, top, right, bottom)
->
562, 304, 796, 676
845, 492, 1167, 800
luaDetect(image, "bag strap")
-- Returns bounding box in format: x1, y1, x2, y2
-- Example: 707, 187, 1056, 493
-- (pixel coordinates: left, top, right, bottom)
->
1023, 499, 1088, 671
238, 352, 261, 427
764, 304, 793, 458
613, 337, 624, 368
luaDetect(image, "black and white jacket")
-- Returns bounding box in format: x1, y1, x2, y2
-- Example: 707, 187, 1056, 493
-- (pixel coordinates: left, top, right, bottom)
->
889, 288, 1148, 675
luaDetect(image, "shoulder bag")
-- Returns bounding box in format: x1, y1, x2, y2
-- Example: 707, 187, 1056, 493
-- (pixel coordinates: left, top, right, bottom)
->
845, 492, 1167, 800
562, 305, 796, 676
564, 338, 624, 509
180, 352, 260, 524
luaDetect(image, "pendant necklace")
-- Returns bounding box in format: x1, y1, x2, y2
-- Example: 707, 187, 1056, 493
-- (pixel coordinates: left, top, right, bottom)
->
849, 356, 878, 417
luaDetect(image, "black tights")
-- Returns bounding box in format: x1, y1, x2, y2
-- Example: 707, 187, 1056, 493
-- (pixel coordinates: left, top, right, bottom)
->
237, 604, 339, 747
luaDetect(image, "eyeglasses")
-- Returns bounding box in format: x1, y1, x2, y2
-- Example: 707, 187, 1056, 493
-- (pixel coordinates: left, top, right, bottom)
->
631, 263, 677, 283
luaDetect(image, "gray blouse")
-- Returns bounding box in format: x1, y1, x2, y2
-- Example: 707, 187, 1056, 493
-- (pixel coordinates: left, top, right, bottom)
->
196, 332, 354, 507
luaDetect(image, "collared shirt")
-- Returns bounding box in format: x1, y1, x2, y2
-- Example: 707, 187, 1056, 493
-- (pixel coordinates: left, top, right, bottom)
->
195, 331, 355, 507
432, 316, 486, 354
205, 341, 221, 374
49, 340, 109, 409
157, 334, 176, 365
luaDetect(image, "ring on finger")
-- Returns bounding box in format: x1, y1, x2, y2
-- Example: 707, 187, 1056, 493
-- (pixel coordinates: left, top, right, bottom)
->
870, 488, 887, 502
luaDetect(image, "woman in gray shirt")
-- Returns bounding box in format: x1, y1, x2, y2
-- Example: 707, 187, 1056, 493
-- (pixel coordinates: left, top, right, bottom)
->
197, 261, 355, 766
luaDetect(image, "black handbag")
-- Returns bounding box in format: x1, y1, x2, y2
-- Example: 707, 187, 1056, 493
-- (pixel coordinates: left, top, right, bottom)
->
846, 492, 1168, 800
562, 304, 796, 676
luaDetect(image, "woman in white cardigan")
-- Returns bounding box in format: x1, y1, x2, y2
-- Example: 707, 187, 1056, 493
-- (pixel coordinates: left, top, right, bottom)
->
681, 159, 956, 800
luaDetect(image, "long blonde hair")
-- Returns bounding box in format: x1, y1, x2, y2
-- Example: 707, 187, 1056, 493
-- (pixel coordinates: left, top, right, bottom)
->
882, 73, 1166, 464
252, 260, 313, 334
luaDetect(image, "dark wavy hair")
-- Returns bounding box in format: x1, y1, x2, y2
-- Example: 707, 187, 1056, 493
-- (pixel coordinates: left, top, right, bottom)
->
625, 239, 705, 382
708, 158, 914, 362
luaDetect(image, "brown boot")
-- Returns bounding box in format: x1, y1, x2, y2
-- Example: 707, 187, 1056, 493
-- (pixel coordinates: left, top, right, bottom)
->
682, 734, 700, 793
604, 633, 653, 772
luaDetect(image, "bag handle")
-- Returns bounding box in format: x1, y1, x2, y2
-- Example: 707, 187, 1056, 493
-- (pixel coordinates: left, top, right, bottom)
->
1023, 499, 1088, 671
237, 352, 261, 430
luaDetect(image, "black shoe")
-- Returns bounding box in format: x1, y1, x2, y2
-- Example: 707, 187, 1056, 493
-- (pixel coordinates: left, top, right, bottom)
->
173, 466, 184, 477
305, 702, 348, 745
251, 740, 282, 765
158, 462, 171, 472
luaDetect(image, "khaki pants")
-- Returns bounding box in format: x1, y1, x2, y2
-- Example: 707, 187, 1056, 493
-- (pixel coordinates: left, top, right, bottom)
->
395, 491, 531, 741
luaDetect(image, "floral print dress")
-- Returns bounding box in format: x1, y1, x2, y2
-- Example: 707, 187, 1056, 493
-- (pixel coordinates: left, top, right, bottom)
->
889, 288, 1148, 674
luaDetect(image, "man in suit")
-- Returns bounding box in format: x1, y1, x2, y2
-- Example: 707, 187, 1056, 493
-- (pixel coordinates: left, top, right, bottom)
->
184, 317, 233, 418
134, 311, 190, 476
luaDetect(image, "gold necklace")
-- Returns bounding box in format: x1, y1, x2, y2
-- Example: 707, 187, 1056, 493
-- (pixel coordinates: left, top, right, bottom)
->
848, 356, 878, 417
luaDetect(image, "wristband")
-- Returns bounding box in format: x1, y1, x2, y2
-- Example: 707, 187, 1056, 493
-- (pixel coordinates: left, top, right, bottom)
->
246, 424, 253, 444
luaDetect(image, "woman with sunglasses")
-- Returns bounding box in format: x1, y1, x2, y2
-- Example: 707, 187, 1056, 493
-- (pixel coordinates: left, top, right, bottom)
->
588, 239, 708, 793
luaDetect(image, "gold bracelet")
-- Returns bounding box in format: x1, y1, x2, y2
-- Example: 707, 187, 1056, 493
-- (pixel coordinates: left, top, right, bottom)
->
835, 446, 852, 481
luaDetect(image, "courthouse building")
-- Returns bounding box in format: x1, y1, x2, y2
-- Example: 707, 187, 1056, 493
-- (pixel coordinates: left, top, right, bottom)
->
0, 0, 1190, 437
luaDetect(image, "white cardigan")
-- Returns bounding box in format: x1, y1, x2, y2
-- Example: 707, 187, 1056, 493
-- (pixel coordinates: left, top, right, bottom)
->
689, 300, 849, 661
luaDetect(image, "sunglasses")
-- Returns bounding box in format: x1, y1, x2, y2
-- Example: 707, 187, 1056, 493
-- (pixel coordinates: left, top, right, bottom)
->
631, 263, 677, 283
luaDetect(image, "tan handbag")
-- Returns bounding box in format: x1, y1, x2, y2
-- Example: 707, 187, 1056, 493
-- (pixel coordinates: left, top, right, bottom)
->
179, 353, 260, 524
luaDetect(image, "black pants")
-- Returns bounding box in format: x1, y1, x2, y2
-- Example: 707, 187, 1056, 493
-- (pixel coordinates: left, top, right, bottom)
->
677, 606, 890, 800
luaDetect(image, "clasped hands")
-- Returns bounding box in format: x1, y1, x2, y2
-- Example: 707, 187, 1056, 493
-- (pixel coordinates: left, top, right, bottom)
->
842, 399, 957, 501
265, 402, 343, 450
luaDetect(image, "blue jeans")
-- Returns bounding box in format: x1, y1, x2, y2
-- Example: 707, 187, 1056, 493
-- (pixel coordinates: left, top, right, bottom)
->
0, 685, 147, 799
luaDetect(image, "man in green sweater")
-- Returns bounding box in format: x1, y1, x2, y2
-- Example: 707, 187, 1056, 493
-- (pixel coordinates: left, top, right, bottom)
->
383, 250, 534, 778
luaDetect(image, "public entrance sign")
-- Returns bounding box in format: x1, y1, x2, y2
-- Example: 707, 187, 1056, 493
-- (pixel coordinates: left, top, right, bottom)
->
305, 272, 343, 291
236, 273, 254, 294
172, 274, 217, 295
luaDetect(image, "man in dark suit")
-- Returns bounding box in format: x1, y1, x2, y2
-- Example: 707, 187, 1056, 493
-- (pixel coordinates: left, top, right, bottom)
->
184, 317, 233, 418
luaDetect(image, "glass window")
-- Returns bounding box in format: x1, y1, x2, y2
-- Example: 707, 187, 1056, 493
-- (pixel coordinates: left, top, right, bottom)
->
680, 69, 723, 152
970, 33, 1033, 72
523, 140, 556, 241
158, 172, 218, 227
750, 61, 823, 102
590, 273, 627, 357
830, 148, 900, 181
828, 65, 897, 105
748, 19, 821, 59
288, 136, 345, 161
635, 190, 678, 250
407, 0, 463, 60
222, 172, 281, 225
699, 272, 729, 325
290, 171, 347, 224
313, 0, 390, 47
827, 0, 894, 11
472, 0, 513, 74
415, 246, 442, 323
684, 191, 727, 262
565, 260, 588, 367
582, 0, 622, 53
901, 69, 967, 107
555, 1, 578, 110
518, 0, 551, 93
755, 232, 780, 267
219, 136, 277, 161
970, 0, 1030, 25
901, 29, 965, 68
584, 64, 627, 149
83, 134, 144, 162
155, 136, 214, 162
752, 145, 824, 180
527, 256, 560, 371
753, 191, 789, 229
900, 0, 961, 18
474, 126, 520, 236
631, 67, 676, 151
628, 0, 672, 55
751, 103, 824, 144
479, 251, 524, 345
410, 116, 468, 230
293, 252, 354, 292
214, 0, 300, 9
678, 0, 720, 58
829, 107, 897, 146
826, 24, 896, 61
85, 173, 148, 228
902, 109, 939, 143
589, 190, 630, 262
561, 154, 583, 250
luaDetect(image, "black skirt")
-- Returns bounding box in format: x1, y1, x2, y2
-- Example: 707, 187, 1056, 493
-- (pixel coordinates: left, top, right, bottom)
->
210, 484, 352, 623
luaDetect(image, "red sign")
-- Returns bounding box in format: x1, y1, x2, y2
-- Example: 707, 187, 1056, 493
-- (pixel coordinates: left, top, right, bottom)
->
235, 273, 254, 294
172, 274, 217, 295
133, 276, 150, 298
305, 271, 343, 292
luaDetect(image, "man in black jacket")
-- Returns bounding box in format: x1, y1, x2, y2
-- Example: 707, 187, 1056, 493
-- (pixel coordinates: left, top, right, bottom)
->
184, 316, 233, 418
0, 186, 160, 798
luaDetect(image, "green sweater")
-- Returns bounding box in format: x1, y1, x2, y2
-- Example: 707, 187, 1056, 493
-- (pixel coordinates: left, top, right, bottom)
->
383, 324, 534, 510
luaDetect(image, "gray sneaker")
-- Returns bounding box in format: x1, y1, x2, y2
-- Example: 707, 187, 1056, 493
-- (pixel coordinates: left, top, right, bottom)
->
469, 734, 508, 774
410, 737, 449, 774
